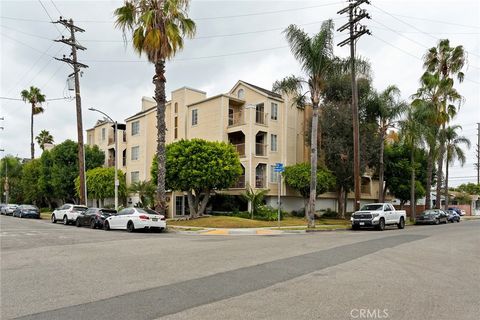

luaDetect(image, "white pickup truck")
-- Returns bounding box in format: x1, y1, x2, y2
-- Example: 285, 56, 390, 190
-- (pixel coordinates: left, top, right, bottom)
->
351, 203, 406, 231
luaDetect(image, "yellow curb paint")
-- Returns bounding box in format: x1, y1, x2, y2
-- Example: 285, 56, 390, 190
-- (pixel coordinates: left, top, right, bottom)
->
201, 229, 229, 235
256, 230, 274, 235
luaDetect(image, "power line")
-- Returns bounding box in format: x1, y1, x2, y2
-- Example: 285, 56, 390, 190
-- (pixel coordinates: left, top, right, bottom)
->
37, 0, 64, 36
50, 0, 63, 16
379, 12, 480, 30
0, 96, 70, 101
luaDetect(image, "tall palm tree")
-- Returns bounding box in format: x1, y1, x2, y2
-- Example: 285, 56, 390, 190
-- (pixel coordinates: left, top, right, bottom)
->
443, 125, 470, 208
422, 39, 466, 209
21, 86, 46, 159
373, 85, 407, 202
399, 107, 423, 221
35, 130, 54, 151
272, 20, 369, 227
115, 0, 195, 214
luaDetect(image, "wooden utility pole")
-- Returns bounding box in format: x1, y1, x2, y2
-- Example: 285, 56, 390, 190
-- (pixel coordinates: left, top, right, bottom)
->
54, 17, 89, 205
337, 0, 371, 211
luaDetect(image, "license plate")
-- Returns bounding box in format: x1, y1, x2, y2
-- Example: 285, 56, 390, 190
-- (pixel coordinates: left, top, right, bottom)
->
152, 218, 158, 222
360, 222, 365, 226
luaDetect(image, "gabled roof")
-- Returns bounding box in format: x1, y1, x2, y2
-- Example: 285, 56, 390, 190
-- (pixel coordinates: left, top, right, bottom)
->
230, 80, 283, 100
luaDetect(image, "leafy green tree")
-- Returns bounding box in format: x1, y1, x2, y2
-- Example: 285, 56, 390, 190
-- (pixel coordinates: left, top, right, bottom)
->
76, 167, 126, 207
241, 184, 269, 219
50, 140, 105, 203
21, 86, 46, 159
443, 125, 470, 207
164, 139, 242, 218
0, 156, 23, 203
455, 183, 480, 195
38, 150, 55, 208
128, 180, 155, 208
283, 163, 335, 217
20, 159, 42, 205
35, 130, 54, 151
115, 0, 196, 215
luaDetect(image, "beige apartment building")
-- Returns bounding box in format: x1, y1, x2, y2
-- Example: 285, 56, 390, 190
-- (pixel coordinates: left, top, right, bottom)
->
86, 80, 384, 217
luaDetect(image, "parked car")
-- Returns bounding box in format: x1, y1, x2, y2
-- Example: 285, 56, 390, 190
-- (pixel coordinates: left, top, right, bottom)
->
446, 209, 461, 223
416, 209, 448, 225
2, 204, 18, 216
351, 203, 406, 231
0, 204, 6, 215
103, 207, 166, 232
13, 205, 40, 219
51, 204, 88, 225
448, 207, 465, 216
75, 208, 117, 229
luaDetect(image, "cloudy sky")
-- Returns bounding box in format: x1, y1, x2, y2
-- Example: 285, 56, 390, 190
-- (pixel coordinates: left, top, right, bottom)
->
1, 0, 479, 186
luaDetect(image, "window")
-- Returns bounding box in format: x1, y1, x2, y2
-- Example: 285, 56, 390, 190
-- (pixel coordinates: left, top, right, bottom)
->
270, 134, 278, 152
174, 116, 178, 139
101, 128, 106, 141
131, 121, 140, 135
131, 146, 139, 160
175, 196, 184, 216
131, 171, 140, 183
192, 109, 198, 126
270, 165, 279, 183
174, 102, 178, 114
271, 103, 278, 120
237, 89, 245, 99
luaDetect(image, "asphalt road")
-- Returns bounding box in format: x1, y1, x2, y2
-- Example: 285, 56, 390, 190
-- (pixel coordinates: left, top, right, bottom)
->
1, 215, 479, 320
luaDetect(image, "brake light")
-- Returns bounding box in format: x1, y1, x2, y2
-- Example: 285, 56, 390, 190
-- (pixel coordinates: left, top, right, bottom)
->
160, 216, 166, 221
139, 215, 150, 220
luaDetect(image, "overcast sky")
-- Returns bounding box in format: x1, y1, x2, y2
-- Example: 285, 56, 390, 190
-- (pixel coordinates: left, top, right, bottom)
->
1, 0, 479, 186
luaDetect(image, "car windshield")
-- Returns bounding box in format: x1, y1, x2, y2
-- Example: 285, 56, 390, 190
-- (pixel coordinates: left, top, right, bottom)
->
360, 204, 383, 211
23, 205, 37, 209
101, 209, 116, 214
137, 208, 159, 215
73, 206, 88, 212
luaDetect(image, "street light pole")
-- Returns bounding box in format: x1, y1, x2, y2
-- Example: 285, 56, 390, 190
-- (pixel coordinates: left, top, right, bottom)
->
88, 108, 118, 211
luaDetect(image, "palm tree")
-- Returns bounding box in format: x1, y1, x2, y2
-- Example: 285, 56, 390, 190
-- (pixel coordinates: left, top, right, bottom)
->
128, 180, 156, 208
443, 125, 470, 208
35, 130, 54, 151
399, 107, 423, 221
21, 86, 46, 159
372, 85, 407, 202
422, 39, 466, 209
115, 0, 195, 214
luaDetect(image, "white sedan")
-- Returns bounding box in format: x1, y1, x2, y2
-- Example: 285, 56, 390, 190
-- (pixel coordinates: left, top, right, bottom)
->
103, 207, 166, 232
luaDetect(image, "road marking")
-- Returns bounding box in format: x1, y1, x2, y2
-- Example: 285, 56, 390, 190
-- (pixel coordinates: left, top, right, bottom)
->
201, 229, 229, 235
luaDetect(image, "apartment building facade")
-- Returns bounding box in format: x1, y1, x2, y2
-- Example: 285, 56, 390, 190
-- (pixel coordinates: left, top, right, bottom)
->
86, 80, 383, 217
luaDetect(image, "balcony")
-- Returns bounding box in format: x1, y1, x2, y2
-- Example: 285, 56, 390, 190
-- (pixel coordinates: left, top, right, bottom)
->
255, 143, 267, 156
232, 143, 245, 157
232, 175, 246, 189
228, 111, 244, 127
107, 158, 115, 167
108, 136, 115, 146
255, 111, 267, 125
255, 175, 266, 188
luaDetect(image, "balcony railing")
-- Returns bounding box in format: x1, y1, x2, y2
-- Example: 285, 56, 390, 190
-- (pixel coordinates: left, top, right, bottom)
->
108, 136, 114, 145
231, 143, 245, 157
255, 143, 267, 156
122, 157, 126, 167
255, 175, 266, 188
228, 111, 244, 126
232, 175, 246, 189
107, 159, 115, 167
255, 111, 267, 125
361, 185, 371, 194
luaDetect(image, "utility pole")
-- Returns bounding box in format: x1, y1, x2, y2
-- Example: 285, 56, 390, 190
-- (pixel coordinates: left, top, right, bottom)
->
476, 123, 480, 185
54, 17, 89, 205
337, 0, 371, 211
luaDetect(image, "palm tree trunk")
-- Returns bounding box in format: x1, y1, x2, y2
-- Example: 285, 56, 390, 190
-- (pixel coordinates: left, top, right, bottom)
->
31, 104, 35, 159
410, 146, 416, 222
436, 124, 446, 209
445, 158, 449, 209
307, 102, 319, 228
154, 60, 167, 215
337, 186, 345, 219
425, 147, 434, 210
378, 131, 385, 202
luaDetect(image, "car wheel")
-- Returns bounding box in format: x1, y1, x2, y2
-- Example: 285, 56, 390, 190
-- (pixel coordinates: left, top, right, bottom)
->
75, 219, 81, 227
397, 217, 405, 229
351, 224, 359, 230
435, 219, 440, 225
377, 218, 385, 231
63, 215, 69, 225
103, 221, 110, 231
90, 219, 96, 229
19, 213, 23, 218
51, 214, 56, 223
127, 221, 135, 233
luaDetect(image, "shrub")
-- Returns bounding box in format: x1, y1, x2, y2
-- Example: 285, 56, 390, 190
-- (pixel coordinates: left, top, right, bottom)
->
319, 208, 338, 218
256, 205, 286, 221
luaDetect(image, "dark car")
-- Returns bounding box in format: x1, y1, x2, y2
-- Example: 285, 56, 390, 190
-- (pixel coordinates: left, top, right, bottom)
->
448, 207, 465, 216
416, 209, 448, 225
446, 209, 461, 223
75, 208, 117, 229
13, 205, 40, 219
